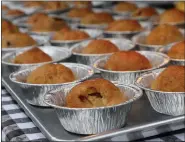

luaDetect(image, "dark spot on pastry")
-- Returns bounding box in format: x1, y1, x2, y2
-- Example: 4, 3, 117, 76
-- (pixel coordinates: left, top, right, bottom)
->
79, 95, 88, 102
88, 92, 102, 98
7, 41, 11, 47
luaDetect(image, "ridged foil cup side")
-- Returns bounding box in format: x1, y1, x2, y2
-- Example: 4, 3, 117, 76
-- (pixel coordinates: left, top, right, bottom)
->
44, 83, 142, 134
93, 51, 170, 84
135, 68, 185, 116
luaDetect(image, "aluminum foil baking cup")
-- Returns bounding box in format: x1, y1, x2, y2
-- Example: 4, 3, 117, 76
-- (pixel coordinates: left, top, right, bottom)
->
44, 83, 143, 134
93, 51, 170, 84
131, 29, 185, 51
50, 28, 103, 47
71, 38, 135, 67
150, 15, 185, 29
103, 21, 150, 39
135, 68, 185, 116
157, 42, 185, 66
2, 34, 47, 53
2, 46, 72, 73
9, 63, 94, 107
4, 13, 27, 21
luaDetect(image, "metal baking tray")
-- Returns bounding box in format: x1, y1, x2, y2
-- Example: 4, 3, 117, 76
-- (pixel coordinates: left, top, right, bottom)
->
2, 67, 185, 141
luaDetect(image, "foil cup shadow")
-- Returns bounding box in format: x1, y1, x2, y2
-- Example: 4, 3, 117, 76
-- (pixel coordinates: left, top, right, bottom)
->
44, 83, 143, 134
135, 68, 185, 116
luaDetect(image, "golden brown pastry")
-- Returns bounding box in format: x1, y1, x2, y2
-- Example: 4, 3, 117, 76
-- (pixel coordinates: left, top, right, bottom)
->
66, 78, 127, 108
151, 66, 185, 92
2, 33, 36, 48
114, 2, 137, 12
81, 39, 119, 54
67, 8, 93, 18
106, 19, 143, 32
167, 41, 185, 59
14, 47, 52, 64
2, 20, 19, 35
27, 13, 49, 25
159, 9, 185, 24
31, 16, 67, 32
24, 1, 44, 7
26, 63, 75, 84
146, 24, 183, 45
6, 9, 24, 16
43, 1, 68, 10
105, 51, 151, 71
2, 5, 9, 11
81, 12, 114, 25
175, 2, 185, 12
72, 1, 91, 8
53, 29, 90, 41
132, 7, 158, 18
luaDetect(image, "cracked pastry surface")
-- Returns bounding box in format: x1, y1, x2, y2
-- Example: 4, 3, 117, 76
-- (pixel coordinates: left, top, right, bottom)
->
26, 64, 75, 84
2, 33, 36, 48
81, 12, 114, 25
151, 66, 185, 92
14, 47, 52, 64
167, 41, 185, 59
159, 9, 185, 24
66, 78, 127, 108
53, 29, 89, 41
2, 20, 19, 35
146, 24, 183, 45
106, 19, 143, 32
114, 2, 137, 12
132, 7, 158, 18
105, 51, 151, 71
81, 39, 119, 54
27, 13, 49, 25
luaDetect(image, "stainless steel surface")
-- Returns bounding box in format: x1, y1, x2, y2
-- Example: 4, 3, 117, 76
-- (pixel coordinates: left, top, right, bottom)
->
2, 34, 47, 53
93, 51, 170, 84
9, 63, 94, 107
132, 30, 185, 51
71, 38, 135, 66
2, 46, 72, 73
135, 68, 185, 116
2, 75, 184, 141
50, 29, 103, 47
158, 42, 185, 66
44, 84, 142, 134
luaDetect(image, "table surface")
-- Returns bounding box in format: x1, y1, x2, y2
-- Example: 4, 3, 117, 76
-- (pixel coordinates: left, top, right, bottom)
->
2, 87, 185, 142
